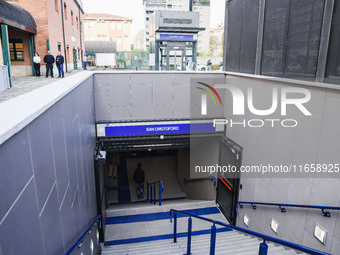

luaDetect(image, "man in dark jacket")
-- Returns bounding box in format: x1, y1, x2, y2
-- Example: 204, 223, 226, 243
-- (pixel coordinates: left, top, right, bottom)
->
133, 163, 145, 199
56, 52, 65, 78
43, 51, 55, 78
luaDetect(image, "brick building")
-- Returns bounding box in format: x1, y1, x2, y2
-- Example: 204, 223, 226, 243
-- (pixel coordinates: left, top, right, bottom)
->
6, 0, 85, 75
0, 0, 36, 83
84, 13, 132, 52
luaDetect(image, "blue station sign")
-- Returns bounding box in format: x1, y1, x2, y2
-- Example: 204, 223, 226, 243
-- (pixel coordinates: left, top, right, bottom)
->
159, 34, 195, 41
96, 120, 221, 138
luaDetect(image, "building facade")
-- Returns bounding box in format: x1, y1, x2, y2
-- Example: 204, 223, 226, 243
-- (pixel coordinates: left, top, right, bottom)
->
143, 0, 210, 52
0, 0, 36, 83
6, 0, 85, 75
84, 13, 132, 52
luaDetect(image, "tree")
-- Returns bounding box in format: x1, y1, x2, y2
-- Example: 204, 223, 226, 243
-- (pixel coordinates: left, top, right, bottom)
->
132, 29, 146, 51
209, 34, 218, 56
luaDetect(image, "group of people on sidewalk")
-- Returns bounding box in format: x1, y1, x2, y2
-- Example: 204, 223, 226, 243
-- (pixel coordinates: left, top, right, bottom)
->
32, 51, 88, 78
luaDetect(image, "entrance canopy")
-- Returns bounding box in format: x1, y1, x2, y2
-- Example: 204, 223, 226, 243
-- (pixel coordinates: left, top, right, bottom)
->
0, 0, 36, 34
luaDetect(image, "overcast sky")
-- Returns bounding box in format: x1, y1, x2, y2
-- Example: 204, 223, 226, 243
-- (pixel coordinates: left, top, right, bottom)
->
81, 0, 226, 38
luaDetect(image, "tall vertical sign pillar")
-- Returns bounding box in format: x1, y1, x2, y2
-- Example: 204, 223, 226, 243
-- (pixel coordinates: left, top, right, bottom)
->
1, 24, 12, 86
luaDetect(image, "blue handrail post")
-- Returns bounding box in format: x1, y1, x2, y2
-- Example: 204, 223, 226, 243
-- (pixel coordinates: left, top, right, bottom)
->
210, 224, 217, 255
153, 184, 156, 205
150, 184, 153, 204
186, 217, 192, 255
259, 240, 268, 255
173, 212, 177, 243
159, 182, 162, 206
147, 182, 149, 201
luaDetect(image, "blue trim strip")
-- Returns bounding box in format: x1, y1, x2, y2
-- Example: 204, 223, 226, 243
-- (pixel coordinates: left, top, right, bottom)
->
65, 215, 101, 255
104, 227, 232, 246
109, 196, 186, 206
106, 207, 220, 225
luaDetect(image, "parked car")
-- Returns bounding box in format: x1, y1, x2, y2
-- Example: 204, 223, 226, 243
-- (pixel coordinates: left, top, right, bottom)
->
196, 63, 208, 71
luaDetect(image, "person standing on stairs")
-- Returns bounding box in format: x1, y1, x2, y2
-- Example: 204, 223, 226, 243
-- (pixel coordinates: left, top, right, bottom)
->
133, 163, 145, 199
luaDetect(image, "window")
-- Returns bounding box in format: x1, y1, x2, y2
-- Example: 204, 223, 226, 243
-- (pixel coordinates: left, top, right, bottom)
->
110, 37, 115, 41
88, 22, 94, 29
71, 11, 74, 25
110, 22, 115, 30
64, 3, 67, 19
117, 23, 122, 30
57, 42, 61, 52
9, 39, 24, 61
117, 37, 122, 44
76, 17, 78, 29
55, 0, 58, 11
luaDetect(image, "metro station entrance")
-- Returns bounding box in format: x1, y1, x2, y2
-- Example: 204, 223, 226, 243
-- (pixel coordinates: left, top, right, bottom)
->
94, 119, 241, 239
159, 42, 194, 71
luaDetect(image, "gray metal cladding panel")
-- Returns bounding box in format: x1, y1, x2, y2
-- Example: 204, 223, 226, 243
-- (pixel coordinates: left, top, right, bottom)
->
74, 126, 85, 192
0, 181, 44, 255
108, 74, 131, 107
284, 0, 324, 78
173, 73, 193, 85
39, 185, 64, 255
0, 129, 33, 221
49, 103, 69, 206
326, 0, 340, 77
261, 0, 290, 76
109, 107, 132, 121
131, 84, 153, 119
226, 0, 259, 74
153, 105, 173, 118
94, 84, 110, 121
59, 186, 76, 251
94, 73, 109, 87
65, 135, 78, 200
72, 190, 83, 237
152, 74, 173, 106
28, 112, 55, 213
130, 73, 153, 85
173, 84, 190, 118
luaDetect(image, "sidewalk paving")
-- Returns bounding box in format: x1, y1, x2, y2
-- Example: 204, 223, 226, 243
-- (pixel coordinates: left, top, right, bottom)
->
0, 69, 83, 103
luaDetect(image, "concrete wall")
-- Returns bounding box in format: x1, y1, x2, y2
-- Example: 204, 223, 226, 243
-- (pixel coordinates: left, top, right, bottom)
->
224, 74, 340, 254
0, 72, 98, 255
177, 148, 217, 201
94, 71, 225, 122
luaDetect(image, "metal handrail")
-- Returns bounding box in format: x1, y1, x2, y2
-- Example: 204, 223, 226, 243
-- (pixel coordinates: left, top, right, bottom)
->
169, 209, 330, 255
65, 215, 101, 255
184, 176, 217, 187
147, 180, 164, 206
238, 201, 340, 217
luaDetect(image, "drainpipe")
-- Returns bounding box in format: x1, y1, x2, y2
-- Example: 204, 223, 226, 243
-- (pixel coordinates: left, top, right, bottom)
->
1, 24, 12, 86
61, 0, 68, 72
78, 8, 83, 64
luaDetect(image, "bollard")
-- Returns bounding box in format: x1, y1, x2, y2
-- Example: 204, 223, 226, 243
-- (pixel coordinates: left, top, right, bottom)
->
146, 182, 149, 201
159, 182, 162, 206
259, 240, 268, 255
173, 213, 177, 243
150, 185, 153, 204
186, 217, 192, 255
210, 224, 216, 255
153, 184, 156, 205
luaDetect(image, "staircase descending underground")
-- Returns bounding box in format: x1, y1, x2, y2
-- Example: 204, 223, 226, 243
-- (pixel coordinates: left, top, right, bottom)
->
101, 200, 305, 255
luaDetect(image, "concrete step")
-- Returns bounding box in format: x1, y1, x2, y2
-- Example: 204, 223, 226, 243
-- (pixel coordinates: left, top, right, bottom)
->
102, 199, 303, 255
